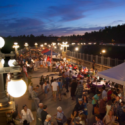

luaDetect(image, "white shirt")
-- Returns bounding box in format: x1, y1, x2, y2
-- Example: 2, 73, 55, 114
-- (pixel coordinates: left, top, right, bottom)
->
21, 109, 34, 123
51, 82, 58, 91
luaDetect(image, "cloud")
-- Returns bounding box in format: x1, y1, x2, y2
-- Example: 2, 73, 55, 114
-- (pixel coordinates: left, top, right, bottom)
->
0, 18, 44, 36
0, 4, 20, 8
111, 20, 124, 24
42, 0, 125, 22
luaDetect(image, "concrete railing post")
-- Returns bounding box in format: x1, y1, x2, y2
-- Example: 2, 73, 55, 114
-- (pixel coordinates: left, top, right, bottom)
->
96, 55, 98, 63
107, 57, 110, 66
101, 56, 104, 65
86, 54, 88, 61
91, 55, 93, 62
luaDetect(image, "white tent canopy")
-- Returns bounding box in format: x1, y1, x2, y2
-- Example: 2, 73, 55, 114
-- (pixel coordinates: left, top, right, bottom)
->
97, 62, 125, 85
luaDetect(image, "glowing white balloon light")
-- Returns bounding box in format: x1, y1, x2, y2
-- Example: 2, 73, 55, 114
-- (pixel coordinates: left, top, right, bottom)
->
8, 59, 16, 66
1, 59, 5, 65
0, 37, 5, 48
7, 79, 27, 98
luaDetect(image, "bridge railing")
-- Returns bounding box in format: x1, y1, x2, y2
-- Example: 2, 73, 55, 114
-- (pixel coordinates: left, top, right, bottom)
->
66, 50, 124, 67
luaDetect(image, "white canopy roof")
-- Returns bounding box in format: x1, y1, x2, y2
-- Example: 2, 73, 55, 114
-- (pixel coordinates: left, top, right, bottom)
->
97, 62, 125, 85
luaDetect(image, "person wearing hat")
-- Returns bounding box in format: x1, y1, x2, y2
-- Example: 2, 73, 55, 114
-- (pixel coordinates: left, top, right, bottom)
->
41, 105, 48, 125
74, 98, 84, 113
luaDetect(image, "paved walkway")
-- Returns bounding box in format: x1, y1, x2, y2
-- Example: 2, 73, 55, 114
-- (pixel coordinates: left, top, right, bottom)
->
14, 68, 96, 125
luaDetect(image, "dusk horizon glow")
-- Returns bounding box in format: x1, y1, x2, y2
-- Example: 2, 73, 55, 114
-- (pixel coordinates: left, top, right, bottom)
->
0, 0, 125, 37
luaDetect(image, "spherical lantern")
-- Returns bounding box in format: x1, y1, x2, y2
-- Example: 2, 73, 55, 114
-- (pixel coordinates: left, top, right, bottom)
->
1, 59, 5, 65
0, 37, 5, 48
7, 79, 27, 98
8, 59, 16, 67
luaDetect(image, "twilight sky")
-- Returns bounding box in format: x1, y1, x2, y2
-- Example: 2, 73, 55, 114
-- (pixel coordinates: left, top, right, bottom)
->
0, 0, 125, 36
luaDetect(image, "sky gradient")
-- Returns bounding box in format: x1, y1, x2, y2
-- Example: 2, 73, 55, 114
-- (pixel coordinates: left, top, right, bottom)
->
0, 0, 125, 36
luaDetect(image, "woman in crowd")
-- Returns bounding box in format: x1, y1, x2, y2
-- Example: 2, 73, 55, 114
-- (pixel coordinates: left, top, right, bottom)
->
39, 75, 45, 90
103, 110, 116, 125
45, 75, 49, 84
82, 95, 88, 118
44, 114, 52, 125
43, 81, 49, 97
20, 105, 34, 125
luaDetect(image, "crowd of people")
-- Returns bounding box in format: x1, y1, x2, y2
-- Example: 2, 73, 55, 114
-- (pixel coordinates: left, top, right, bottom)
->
7, 51, 125, 125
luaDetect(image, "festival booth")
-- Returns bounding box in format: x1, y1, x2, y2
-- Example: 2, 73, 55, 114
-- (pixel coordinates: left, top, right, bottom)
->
41, 48, 50, 54
44, 50, 58, 55
97, 62, 125, 99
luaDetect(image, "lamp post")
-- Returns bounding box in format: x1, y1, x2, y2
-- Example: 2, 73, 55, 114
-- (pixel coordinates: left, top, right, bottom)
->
0, 37, 27, 108
34, 43, 38, 48
12, 42, 19, 56
24, 43, 29, 50
61, 42, 69, 52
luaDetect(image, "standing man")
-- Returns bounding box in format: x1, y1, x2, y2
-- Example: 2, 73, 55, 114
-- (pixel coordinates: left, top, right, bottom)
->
36, 103, 43, 125
51, 79, 59, 101
47, 60, 51, 72
41, 105, 48, 125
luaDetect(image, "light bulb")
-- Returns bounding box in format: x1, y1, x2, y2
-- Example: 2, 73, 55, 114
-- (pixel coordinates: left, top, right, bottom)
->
7, 79, 27, 98
1, 59, 5, 65
0, 37, 5, 48
8, 59, 16, 67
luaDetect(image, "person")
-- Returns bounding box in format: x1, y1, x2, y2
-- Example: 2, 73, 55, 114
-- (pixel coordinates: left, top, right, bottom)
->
43, 81, 49, 97
106, 100, 112, 115
71, 79, 77, 100
118, 106, 125, 125
92, 92, 101, 115
36, 103, 43, 125
74, 117, 82, 125
75, 82, 83, 104
47, 60, 51, 72
99, 97, 107, 120
58, 79, 63, 101
117, 101, 124, 122
39, 75, 45, 90
92, 60, 95, 70
51, 79, 59, 101
20, 105, 34, 125
79, 114, 86, 125
45, 75, 49, 84
65, 118, 73, 125
74, 98, 84, 113
65, 75, 69, 93
71, 110, 78, 122
102, 86, 107, 99
94, 114, 103, 125
44, 114, 52, 125
56, 106, 65, 125
107, 88, 113, 101
51, 77, 54, 83
82, 95, 88, 117
28, 83, 33, 99
103, 110, 116, 125
41, 105, 48, 125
